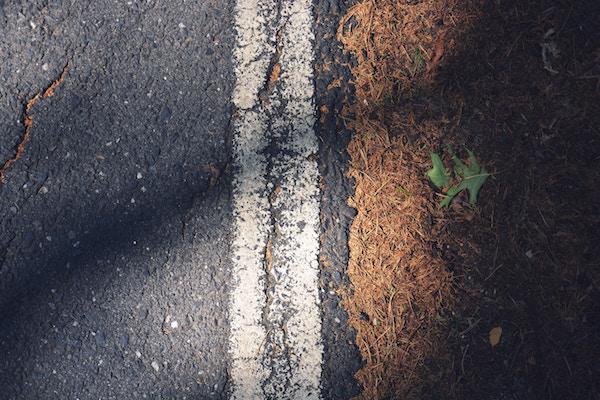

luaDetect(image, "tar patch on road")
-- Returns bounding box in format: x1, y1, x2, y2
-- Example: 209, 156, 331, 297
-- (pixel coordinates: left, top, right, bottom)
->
313, 0, 363, 398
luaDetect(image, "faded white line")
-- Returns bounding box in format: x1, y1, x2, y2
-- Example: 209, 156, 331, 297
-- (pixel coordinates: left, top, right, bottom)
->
229, 0, 276, 398
228, 0, 322, 397
266, 0, 322, 398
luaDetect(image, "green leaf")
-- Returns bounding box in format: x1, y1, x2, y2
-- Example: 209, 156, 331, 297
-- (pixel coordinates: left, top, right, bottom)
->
462, 149, 489, 204
439, 184, 463, 208
439, 148, 489, 207
448, 145, 466, 177
462, 168, 489, 204
466, 149, 480, 173
427, 153, 450, 188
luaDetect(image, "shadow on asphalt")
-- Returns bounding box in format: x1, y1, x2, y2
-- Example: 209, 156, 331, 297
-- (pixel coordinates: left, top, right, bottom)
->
0, 93, 233, 397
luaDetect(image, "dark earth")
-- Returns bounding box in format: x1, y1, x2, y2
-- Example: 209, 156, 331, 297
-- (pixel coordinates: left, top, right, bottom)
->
416, 1, 600, 398
328, 0, 599, 397
0, 0, 360, 399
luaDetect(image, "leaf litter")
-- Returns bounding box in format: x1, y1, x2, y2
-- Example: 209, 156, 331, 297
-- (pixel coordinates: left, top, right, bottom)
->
337, 0, 480, 397
338, 0, 599, 398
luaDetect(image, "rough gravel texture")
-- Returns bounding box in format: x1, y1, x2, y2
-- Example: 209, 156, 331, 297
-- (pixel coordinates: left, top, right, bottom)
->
0, 0, 359, 398
0, 1, 234, 398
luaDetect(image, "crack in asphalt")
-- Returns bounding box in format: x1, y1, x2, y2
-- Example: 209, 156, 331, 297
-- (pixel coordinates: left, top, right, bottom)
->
0, 60, 70, 184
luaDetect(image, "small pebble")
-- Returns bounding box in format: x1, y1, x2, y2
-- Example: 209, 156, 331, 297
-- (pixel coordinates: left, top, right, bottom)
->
525, 250, 534, 259
151, 361, 160, 372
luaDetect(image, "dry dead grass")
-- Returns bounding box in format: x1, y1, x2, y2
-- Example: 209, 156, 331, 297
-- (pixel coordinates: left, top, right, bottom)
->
337, 0, 479, 397
345, 117, 454, 398
338, 0, 480, 102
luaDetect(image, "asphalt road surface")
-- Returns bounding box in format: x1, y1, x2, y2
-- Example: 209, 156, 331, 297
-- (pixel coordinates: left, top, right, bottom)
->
0, 0, 360, 399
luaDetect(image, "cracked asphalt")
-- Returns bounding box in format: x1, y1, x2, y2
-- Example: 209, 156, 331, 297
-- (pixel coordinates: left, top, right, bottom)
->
0, 0, 360, 399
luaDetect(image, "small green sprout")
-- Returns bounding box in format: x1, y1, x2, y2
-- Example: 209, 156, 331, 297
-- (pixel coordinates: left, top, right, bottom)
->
427, 146, 490, 208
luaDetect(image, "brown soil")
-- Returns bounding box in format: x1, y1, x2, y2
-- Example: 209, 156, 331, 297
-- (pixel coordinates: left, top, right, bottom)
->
338, 0, 599, 398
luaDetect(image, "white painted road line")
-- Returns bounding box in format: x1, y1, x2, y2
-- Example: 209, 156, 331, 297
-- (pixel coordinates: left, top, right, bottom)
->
229, 0, 276, 398
229, 0, 323, 397
267, 0, 322, 397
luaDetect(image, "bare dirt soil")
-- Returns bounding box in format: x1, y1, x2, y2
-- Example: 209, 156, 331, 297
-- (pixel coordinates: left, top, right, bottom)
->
339, 0, 600, 398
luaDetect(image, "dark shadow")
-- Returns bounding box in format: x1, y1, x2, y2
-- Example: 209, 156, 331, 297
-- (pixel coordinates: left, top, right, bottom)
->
389, 0, 600, 398
0, 107, 233, 398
